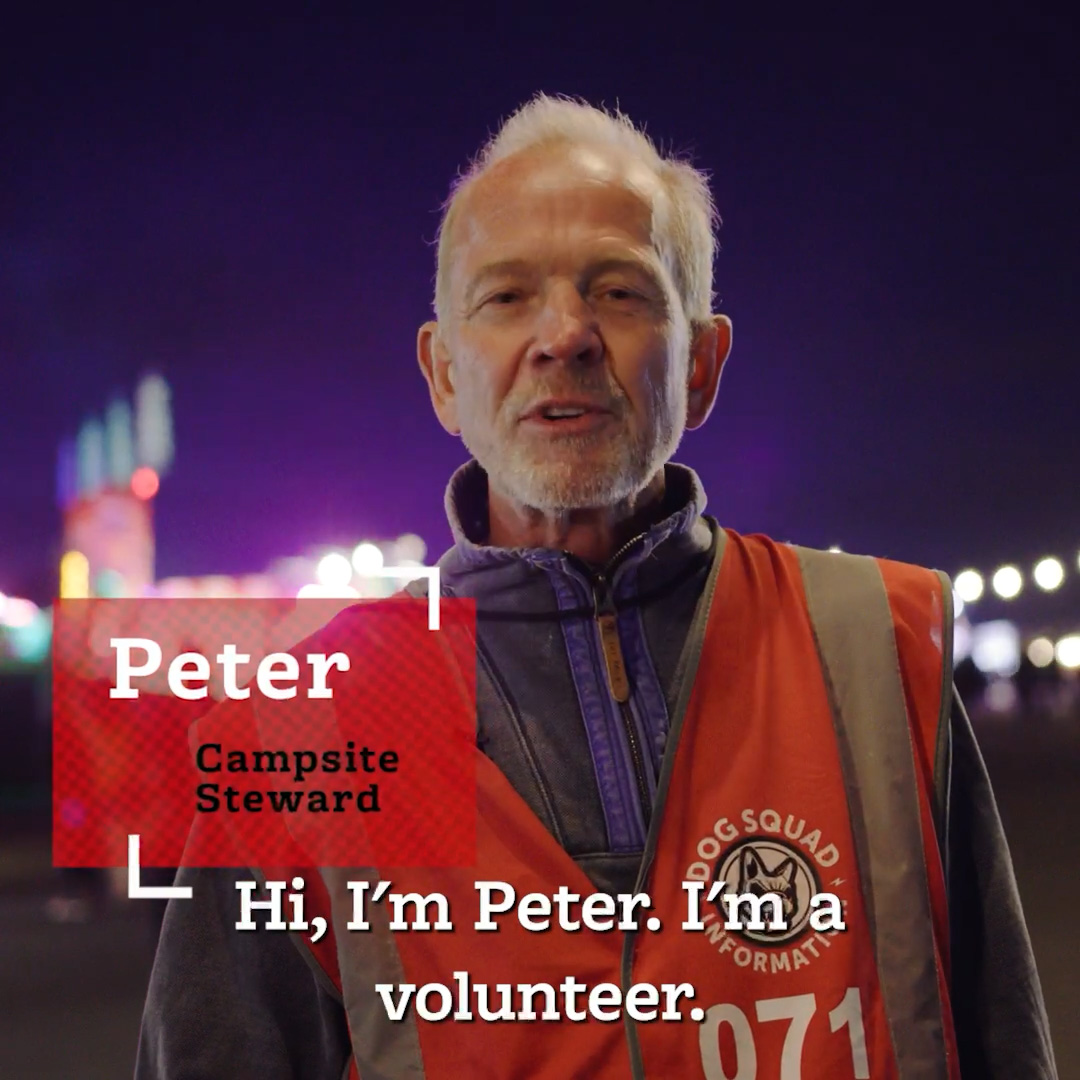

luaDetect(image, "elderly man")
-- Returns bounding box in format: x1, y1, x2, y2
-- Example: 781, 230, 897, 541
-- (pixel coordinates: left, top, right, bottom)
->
137, 94, 1056, 1078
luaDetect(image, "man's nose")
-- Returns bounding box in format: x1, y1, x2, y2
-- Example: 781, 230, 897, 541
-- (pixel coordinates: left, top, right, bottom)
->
528, 283, 603, 367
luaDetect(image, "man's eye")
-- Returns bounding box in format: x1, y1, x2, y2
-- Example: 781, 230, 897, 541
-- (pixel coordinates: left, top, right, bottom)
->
487, 291, 521, 305
599, 287, 640, 302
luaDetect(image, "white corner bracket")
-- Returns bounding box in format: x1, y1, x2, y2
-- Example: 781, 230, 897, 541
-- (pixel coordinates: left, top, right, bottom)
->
127, 834, 193, 900
375, 566, 442, 630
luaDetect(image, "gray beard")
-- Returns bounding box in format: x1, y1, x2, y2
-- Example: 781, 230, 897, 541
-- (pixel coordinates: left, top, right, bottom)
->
456, 363, 689, 514
489, 454, 643, 513
469, 421, 682, 515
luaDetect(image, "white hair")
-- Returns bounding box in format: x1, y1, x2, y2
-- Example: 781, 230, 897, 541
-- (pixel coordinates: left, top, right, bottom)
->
434, 93, 719, 331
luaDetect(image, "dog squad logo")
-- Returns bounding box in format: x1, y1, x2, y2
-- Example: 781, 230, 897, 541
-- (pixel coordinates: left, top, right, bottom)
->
715, 838, 819, 945
685, 808, 851, 975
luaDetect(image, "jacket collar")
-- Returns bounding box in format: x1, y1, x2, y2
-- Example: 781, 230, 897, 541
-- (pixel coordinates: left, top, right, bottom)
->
437, 458, 709, 583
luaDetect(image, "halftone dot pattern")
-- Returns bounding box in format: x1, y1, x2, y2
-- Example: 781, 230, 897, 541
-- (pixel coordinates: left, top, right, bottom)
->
53, 597, 477, 868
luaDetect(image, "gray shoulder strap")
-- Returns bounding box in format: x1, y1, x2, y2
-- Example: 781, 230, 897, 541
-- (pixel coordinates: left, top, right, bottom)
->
794, 546, 949, 1080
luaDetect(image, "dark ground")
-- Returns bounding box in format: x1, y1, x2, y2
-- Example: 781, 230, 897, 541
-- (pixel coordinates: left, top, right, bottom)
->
0, 713, 1077, 1079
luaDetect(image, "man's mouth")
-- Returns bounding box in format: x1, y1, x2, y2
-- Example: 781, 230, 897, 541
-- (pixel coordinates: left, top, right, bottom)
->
523, 400, 611, 422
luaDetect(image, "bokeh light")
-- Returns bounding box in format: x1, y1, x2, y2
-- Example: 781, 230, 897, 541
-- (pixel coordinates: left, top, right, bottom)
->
131, 465, 160, 500
316, 552, 353, 590
1027, 637, 1055, 668
1033, 557, 1064, 591
297, 582, 360, 600
1056, 635, 1080, 670
352, 542, 385, 576
395, 533, 428, 563
971, 620, 1021, 677
1, 597, 39, 629
991, 565, 1022, 600
954, 570, 984, 603
59, 550, 90, 599
953, 620, 972, 664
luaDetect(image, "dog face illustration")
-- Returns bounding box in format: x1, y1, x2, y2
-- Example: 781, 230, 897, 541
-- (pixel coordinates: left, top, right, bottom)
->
733, 846, 800, 925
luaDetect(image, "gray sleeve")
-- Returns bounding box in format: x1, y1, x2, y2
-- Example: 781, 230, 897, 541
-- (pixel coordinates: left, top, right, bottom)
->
135, 866, 352, 1080
946, 691, 1058, 1079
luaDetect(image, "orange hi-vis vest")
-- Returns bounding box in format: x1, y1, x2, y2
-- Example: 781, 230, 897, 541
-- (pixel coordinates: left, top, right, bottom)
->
283, 526, 960, 1079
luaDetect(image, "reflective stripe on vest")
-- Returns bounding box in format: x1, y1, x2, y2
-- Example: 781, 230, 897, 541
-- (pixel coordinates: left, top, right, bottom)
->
321, 866, 427, 1079
794, 546, 951, 1080
282, 526, 958, 1079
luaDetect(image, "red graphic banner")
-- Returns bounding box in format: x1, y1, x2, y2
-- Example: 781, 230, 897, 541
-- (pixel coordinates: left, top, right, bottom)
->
53, 597, 477, 868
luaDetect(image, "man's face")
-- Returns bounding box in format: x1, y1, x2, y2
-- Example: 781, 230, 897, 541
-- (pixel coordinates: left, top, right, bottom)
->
431, 144, 694, 513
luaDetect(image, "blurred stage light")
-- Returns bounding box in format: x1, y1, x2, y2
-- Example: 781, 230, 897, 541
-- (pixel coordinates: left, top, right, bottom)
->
953, 620, 972, 664
131, 466, 160, 500
60, 550, 90, 599
1027, 637, 1056, 668
239, 575, 275, 598
352, 542, 385, 576
158, 577, 194, 598
2, 597, 40, 629
94, 568, 126, 598
1033, 557, 1064, 591
297, 582, 360, 600
316, 552, 353, 590
828, 545, 842, 553
971, 620, 1021, 677
952, 590, 965, 619
202, 576, 236, 598
7, 607, 51, 663
985, 678, 1019, 714
991, 565, 1022, 600
1056, 635, 1080, 670
395, 533, 428, 564
954, 570, 984, 603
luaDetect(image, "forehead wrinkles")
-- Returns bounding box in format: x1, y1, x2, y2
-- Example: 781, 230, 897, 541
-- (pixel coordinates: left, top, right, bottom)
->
448, 145, 673, 290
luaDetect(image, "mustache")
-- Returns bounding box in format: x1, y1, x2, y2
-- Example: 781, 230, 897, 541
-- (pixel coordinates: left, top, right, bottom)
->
508, 382, 627, 415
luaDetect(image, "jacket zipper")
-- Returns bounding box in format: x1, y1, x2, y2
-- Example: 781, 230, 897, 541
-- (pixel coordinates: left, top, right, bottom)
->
569, 531, 654, 832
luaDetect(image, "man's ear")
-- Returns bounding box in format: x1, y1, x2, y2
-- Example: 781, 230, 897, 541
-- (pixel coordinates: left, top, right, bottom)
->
417, 321, 461, 435
685, 314, 732, 430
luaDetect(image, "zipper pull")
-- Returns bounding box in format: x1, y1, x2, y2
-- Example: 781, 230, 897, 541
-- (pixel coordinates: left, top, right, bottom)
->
594, 576, 630, 703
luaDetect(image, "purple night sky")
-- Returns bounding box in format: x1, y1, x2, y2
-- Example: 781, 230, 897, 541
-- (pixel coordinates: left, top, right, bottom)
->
3, 19, 1078, 602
